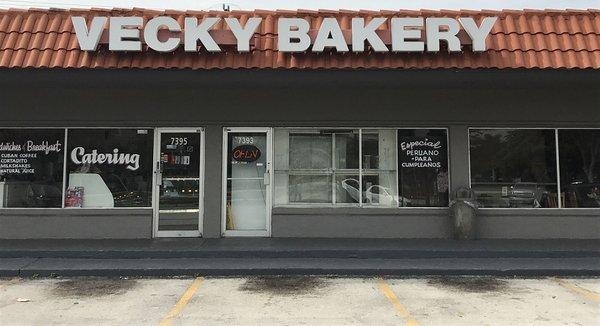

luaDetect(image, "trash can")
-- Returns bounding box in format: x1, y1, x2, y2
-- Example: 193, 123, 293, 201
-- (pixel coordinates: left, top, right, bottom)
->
450, 187, 478, 240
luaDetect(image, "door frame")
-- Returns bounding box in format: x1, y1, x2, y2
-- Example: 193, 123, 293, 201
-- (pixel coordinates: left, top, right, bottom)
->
221, 127, 273, 237
153, 127, 205, 238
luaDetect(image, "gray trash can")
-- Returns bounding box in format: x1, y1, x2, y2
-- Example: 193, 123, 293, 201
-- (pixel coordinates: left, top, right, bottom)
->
450, 187, 478, 240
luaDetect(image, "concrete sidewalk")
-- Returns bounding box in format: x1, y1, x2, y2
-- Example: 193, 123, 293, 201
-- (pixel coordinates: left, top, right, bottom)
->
1, 257, 600, 277
1, 238, 598, 258
0, 239, 598, 277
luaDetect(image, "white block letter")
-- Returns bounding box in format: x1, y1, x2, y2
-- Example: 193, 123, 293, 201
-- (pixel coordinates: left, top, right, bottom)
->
391, 17, 424, 52
109, 17, 143, 51
426, 18, 461, 52
313, 18, 348, 52
72, 16, 106, 51
351, 17, 387, 52
225, 17, 262, 52
184, 17, 221, 52
144, 16, 181, 52
459, 17, 497, 52
277, 18, 311, 52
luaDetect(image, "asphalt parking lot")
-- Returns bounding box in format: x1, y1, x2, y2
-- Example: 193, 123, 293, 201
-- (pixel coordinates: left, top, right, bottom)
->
0, 276, 598, 325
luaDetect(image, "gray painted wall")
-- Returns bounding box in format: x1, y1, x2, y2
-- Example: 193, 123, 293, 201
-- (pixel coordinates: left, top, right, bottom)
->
202, 125, 223, 237
0, 69, 598, 239
0, 209, 152, 239
272, 207, 450, 238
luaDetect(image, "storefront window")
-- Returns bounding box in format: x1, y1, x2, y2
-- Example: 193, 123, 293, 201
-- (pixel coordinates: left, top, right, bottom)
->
65, 129, 154, 208
0, 129, 65, 208
469, 129, 559, 208
398, 129, 449, 207
275, 129, 360, 205
274, 128, 399, 207
558, 130, 600, 208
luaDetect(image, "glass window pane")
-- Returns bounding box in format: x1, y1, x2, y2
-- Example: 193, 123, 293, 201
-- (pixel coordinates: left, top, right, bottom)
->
289, 133, 332, 169
469, 129, 558, 208
336, 174, 360, 204
363, 172, 399, 206
335, 131, 359, 169
362, 129, 398, 207
558, 130, 600, 208
398, 129, 449, 207
65, 129, 154, 208
0, 129, 65, 208
288, 175, 332, 203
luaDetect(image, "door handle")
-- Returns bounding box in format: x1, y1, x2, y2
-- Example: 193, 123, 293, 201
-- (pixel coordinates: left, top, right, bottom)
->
156, 161, 163, 186
156, 172, 163, 186
263, 171, 271, 185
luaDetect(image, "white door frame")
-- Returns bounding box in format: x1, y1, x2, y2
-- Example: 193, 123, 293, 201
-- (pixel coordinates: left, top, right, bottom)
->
153, 127, 205, 238
221, 127, 273, 237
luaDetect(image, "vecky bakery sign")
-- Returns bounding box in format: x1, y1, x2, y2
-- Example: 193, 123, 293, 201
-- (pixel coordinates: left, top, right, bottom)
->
72, 16, 497, 53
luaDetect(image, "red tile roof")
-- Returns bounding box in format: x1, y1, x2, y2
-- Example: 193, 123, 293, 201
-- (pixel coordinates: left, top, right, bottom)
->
0, 8, 599, 69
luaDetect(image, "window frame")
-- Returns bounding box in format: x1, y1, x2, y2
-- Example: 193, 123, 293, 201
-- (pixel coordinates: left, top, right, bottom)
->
273, 127, 451, 209
467, 127, 600, 210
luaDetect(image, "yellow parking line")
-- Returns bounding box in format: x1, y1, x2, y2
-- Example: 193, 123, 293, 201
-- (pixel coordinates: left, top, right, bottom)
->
377, 278, 420, 326
159, 277, 204, 326
554, 278, 600, 302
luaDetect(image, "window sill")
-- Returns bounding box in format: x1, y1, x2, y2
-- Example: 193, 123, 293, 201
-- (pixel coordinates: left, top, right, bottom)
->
0, 208, 152, 216
272, 206, 448, 216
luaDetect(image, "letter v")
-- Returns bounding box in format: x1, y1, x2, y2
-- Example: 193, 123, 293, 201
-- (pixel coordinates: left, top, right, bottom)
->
71, 16, 107, 51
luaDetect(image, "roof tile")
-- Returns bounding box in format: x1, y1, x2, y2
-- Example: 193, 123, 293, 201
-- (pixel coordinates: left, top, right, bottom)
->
0, 8, 598, 69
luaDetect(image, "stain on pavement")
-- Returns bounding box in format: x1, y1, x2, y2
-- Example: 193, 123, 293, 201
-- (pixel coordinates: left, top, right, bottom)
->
428, 276, 509, 293
51, 277, 137, 297
239, 276, 328, 295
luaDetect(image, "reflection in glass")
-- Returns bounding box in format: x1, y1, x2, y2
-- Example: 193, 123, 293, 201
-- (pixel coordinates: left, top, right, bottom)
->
469, 129, 558, 208
559, 130, 600, 208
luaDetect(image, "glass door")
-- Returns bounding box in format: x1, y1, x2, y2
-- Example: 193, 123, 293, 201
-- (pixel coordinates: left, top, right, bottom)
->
154, 128, 204, 237
222, 128, 272, 237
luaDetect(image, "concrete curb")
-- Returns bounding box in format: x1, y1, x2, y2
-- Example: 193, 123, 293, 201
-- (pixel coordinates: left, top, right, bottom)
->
2, 257, 599, 277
